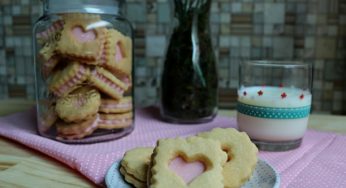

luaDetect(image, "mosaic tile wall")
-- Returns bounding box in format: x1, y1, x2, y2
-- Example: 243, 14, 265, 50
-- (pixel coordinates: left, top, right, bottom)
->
0, 0, 345, 114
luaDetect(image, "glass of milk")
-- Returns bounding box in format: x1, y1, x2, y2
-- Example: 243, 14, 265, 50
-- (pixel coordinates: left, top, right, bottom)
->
237, 61, 312, 151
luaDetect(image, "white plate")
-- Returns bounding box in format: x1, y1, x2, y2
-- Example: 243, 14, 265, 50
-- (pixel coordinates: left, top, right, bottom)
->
105, 159, 280, 188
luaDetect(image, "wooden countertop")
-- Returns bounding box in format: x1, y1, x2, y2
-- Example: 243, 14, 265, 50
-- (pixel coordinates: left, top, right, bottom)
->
0, 99, 345, 187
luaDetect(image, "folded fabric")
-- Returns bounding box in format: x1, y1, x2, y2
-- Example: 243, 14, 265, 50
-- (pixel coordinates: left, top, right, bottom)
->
0, 107, 345, 188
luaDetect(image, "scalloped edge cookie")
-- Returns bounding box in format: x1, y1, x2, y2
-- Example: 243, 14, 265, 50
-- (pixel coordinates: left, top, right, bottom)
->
197, 128, 258, 188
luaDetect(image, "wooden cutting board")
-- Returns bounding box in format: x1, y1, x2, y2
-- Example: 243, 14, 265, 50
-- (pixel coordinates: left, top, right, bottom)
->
0, 137, 97, 187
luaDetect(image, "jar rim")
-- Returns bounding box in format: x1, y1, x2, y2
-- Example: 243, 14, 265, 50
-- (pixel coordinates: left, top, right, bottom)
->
241, 60, 312, 68
42, 0, 124, 15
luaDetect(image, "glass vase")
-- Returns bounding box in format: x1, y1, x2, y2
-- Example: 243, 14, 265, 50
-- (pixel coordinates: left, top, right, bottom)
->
160, 0, 218, 123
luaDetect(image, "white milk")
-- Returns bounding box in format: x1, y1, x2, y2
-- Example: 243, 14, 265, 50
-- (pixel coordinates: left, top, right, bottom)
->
237, 86, 312, 141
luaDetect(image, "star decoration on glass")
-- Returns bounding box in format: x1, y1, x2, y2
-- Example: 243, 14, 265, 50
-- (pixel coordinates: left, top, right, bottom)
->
281, 92, 287, 99
257, 90, 263, 96
300, 94, 304, 100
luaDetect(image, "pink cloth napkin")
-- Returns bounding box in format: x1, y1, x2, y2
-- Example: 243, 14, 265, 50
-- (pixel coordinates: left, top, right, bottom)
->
0, 107, 345, 188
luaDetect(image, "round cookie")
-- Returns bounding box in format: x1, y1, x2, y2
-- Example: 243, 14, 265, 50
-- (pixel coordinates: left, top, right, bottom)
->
48, 62, 89, 97
121, 147, 153, 182
99, 96, 132, 113
98, 112, 133, 129
55, 86, 101, 122
197, 128, 258, 188
149, 136, 227, 188
120, 166, 146, 188
89, 67, 128, 99
56, 114, 99, 140
39, 104, 58, 133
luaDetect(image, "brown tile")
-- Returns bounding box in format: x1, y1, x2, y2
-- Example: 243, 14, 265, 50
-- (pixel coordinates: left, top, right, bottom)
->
218, 88, 237, 109
338, 26, 346, 36
12, 26, 31, 35
230, 24, 252, 35
134, 29, 145, 38
315, 38, 336, 59
285, 13, 296, 25
13, 16, 31, 26
294, 37, 305, 48
5, 48, 15, 56
219, 48, 230, 56
333, 80, 346, 90
134, 49, 145, 57
8, 84, 27, 98
0, 0, 11, 5
327, 14, 338, 24
231, 14, 252, 24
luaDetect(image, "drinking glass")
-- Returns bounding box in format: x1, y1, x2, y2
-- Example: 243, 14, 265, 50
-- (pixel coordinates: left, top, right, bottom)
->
237, 61, 312, 151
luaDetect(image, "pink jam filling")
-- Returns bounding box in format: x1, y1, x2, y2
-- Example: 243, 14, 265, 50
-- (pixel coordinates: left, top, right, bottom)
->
42, 58, 58, 76
99, 117, 131, 125
99, 48, 107, 65
169, 157, 205, 184
100, 102, 132, 110
63, 115, 99, 139
115, 42, 124, 63
92, 70, 125, 95
72, 26, 96, 42
44, 58, 57, 68
37, 20, 64, 40
56, 66, 86, 95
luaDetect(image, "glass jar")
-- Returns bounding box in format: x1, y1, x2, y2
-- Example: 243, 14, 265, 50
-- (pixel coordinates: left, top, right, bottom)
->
33, 0, 134, 143
160, 0, 218, 123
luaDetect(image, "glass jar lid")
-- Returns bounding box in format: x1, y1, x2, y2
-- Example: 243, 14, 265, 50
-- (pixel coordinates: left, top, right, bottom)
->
42, 0, 124, 15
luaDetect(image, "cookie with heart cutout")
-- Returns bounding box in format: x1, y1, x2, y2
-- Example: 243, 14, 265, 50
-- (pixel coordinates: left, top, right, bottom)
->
56, 13, 107, 62
48, 62, 89, 97
148, 136, 227, 188
56, 114, 99, 140
55, 86, 101, 123
197, 128, 258, 188
98, 112, 133, 129
89, 66, 128, 100
99, 28, 132, 79
99, 96, 132, 114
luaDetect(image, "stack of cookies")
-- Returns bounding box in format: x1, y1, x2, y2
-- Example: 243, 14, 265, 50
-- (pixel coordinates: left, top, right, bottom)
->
36, 13, 133, 141
120, 128, 258, 188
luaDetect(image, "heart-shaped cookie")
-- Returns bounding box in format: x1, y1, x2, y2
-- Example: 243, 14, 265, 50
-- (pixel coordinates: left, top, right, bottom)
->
56, 13, 107, 62
149, 137, 227, 188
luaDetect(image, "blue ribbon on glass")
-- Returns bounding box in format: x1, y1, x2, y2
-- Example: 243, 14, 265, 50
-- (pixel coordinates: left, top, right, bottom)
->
237, 102, 311, 119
